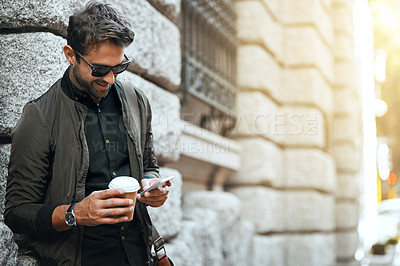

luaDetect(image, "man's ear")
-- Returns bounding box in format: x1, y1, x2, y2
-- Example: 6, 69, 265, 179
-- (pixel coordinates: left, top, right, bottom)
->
63, 45, 76, 65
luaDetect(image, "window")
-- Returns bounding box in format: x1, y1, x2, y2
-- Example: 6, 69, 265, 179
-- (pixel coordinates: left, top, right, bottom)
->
180, 0, 238, 136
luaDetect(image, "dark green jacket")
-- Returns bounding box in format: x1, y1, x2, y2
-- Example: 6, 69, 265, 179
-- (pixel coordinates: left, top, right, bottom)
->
5, 77, 160, 265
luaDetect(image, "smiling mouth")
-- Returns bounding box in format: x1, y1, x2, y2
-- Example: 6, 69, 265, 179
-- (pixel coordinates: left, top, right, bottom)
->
95, 81, 109, 88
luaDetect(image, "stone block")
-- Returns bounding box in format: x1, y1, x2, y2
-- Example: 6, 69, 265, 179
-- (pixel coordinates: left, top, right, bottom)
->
229, 187, 285, 233
177, 122, 241, 171
322, 0, 331, 10
335, 201, 359, 230
17, 255, 40, 266
233, 91, 283, 144
0, 145, 11, 222
336, 230, 359, 260
280, 68, 333, 115
261, 0, 281, 16
236, 1, 282, 60
146, 0, 181, 22
228, 138, 283, 187
335, 261, 361, 266
336, 174, 360, 200
286, 233, 335, 266
222, 218, 254, 266
0, 222, 17, 266
103, 0, 181, 90
0, 0, 80, 35
182, 191, 241, 230
280, 107, 326, 148
237, 45, 281, 99
164, 239, 191, 266
335, 61, 355, 88
147, 168, 182, 240
2, 0, 181, 90
286, 191, 335, 231
333, 0, 353, 8
281, 0, 333, 46
118, 72, 181, 162
0, 33, 68, 136
179, 208, 223, 266
283, 27, 333, 83
333, 5, 354, 35
331, 115, 361, 144
331, 143, 362, 174
283, 149, 336, 193
334, 33, 355, 61
333, 88, 360, 116
252, 235, 285, 266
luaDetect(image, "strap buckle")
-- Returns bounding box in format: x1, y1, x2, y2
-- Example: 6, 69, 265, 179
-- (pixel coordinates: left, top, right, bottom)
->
153, 237, 165, 255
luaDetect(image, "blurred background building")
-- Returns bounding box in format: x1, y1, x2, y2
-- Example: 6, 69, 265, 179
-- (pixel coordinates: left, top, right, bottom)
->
0, 0, 394, 265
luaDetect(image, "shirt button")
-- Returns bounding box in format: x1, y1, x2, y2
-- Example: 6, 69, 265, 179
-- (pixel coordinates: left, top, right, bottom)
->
74, 96, 78, 101
121, 226, 125, 231
121, 236, 125, 240
105, 139, 110, 144
112, 172, 117, 176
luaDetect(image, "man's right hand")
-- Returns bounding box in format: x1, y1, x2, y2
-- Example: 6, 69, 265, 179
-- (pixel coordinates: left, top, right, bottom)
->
52, 188, 134, 232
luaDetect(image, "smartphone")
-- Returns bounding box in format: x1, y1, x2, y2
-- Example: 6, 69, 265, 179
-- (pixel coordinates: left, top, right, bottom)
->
139, 176, 174, 196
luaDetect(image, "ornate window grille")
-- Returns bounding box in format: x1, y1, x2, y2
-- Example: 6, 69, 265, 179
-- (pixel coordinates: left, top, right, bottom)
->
181, 0, 238, 135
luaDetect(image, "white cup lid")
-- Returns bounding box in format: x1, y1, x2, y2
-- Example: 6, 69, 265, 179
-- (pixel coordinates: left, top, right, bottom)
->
108, 176, 140, 192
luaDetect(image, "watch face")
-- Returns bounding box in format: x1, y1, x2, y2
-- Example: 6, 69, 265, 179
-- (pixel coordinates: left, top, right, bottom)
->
65, 212, 76, 226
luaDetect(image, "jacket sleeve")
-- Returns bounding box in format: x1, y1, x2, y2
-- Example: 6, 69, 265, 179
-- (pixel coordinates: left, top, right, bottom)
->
5, 103, 56, 236
142, 97, 160, 180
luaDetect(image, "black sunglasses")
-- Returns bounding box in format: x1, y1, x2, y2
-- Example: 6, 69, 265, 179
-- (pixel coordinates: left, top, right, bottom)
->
75, 50, 131, 77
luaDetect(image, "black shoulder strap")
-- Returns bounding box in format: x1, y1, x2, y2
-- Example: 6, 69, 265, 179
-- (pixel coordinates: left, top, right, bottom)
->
152, 224, 166, 254
117, 80, 142, 145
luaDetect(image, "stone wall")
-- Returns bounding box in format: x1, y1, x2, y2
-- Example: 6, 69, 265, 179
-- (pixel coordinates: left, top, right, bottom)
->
331, 1, 363, 265
0, 0, 365, 265
231, 0, 362, 265
0, 0, 184, 264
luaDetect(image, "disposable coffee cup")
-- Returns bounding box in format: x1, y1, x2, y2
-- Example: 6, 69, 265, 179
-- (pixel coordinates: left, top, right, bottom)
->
108, 176, 140, 221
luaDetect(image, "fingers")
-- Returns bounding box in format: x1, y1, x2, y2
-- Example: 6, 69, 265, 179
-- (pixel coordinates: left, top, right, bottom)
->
92, 188, 127, 199
74, 189, 136, 226
137, 177, 172, 207
138, 186, 169, 199
98, 206, 134, 220
137, 188, 169, 207
138, 197, 168, 207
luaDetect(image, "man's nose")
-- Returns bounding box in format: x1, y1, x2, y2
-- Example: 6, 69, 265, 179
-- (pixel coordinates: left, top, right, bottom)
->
103, 71, 116, 84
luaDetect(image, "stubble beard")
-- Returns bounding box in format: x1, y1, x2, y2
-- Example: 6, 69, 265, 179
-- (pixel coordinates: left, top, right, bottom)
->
72, 65, 109, 100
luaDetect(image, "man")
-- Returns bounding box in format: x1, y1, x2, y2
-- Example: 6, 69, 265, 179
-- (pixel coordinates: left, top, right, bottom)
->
4, 1, 171, 265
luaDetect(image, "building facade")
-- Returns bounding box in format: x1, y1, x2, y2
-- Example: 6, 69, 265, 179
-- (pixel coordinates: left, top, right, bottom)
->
0, 0, 363, 265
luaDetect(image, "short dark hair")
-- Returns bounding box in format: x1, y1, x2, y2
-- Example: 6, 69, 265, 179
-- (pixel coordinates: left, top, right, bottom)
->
67, 1, 135, 56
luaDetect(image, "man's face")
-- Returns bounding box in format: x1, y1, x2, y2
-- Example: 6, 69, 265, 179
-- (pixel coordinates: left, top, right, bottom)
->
70, 42, 125, 103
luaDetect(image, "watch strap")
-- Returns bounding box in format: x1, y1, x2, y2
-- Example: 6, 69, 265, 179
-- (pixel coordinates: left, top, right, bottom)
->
67, 202, 77, 212
65, 203, 77, 227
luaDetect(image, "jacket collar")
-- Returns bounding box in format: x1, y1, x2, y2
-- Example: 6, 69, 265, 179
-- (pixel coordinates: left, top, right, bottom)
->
61, 67, 120, 110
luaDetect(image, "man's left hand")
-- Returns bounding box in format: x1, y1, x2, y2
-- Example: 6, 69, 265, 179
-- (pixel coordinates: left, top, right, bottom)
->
136, 178, 171, 207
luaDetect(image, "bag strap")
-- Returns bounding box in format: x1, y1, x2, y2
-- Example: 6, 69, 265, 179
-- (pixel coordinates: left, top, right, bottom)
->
152, 224, 166, 255
117, 80, 142, 146
151, 225, 174, 266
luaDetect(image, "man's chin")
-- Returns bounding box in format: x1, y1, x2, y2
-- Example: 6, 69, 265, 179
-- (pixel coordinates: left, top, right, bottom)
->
95, 89, 109, 99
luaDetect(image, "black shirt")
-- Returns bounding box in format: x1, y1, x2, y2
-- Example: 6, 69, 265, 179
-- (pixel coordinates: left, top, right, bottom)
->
61, 70, 148, 266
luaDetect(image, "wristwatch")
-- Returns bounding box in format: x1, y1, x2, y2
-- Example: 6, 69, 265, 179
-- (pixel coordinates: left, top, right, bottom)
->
65, 203, 77, 227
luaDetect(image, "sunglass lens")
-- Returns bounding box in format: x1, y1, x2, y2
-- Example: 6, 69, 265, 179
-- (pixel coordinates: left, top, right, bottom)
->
113, 62, 130, 75
92, 66, 112, 77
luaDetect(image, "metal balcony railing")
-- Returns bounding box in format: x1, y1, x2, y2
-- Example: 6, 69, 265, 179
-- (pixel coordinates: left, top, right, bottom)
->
181, 0, 238, 119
